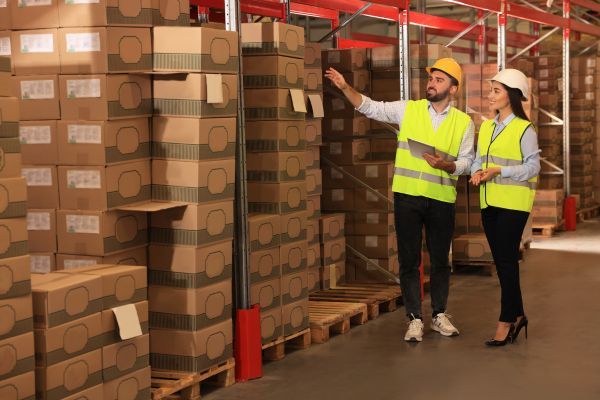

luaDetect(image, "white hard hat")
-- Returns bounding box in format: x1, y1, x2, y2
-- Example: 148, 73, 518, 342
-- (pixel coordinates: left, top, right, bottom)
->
489, 68, 530, 101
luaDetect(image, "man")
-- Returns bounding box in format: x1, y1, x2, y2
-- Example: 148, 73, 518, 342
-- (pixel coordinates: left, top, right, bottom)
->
325, 58, 474, 343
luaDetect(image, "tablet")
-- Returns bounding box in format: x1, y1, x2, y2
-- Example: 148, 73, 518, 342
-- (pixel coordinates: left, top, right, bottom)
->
407, 138, 436, 160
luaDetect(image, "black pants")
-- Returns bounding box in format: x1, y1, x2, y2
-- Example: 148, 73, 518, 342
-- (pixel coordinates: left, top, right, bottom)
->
481, 206, 529, 323
394, 193, 455, 318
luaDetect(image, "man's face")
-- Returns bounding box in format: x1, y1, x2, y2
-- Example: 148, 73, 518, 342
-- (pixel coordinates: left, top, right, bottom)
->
426, 70, 455, 102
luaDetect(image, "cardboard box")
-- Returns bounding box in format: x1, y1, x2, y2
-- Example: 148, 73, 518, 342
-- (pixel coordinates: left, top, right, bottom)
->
10, 0, 59, 29
0, 97, 19, 138
57, 118, 150, 166
12, 75, 60, 121
369, 137, 396, 160
281, 270, 308, 306
103, 365, 150, 400
248, 181, 306, 214
58, 0, 153, 27
282, 299, 308, 336
304, 67, 322, 91
0, 255, 30, 299
0, 137, 21, 179
244, 88, 307, 121
0, 294, 32, 340
245, 120, 306, 153
306, 194, 321, 220
150, 202, 234, 247
148, 241, 231, 288
0, 2, 9, 30
0, 177, 27, 220
321, 236, 346, 268
347, 212, 394, 236
322, 140, 370, 165
0, 371, 36, 400
305, 118, 322, 146
11, 29, 59, 75
27, 209, 56, 253
35, 349, 102, 400
306, 218, 319, 246
319, 213, 345, 243
57, 246, 148, 270
153, 73, 237, 118
306, 243, 321, 270
241, 22, 304, 59
322, 95, 360, 118
304, 42, 321, 68
0, 332, 34, 381
322, 48, 367, 73
149, 319, 232, 373
259, 307, 282, 345
249, 214, 280, 252
250, 247, 280, 284
342, 70, 370, 94
30, 253, 56, 274
452, 234, 493, 263
354, 187, 393, 212
280, 240, 307, 275
19, 121, 58, 165
250, 278, 280, 311
280, 210, 307, 245
63, 385, 103, 400
307, 266, 319, 292
322, 116, 370, 138
304, 144, 320, 170
0, 217, 27, 260
152, 117, 236, 161
243, 55, 303, 89
34, 312, 103, 367
100, 300, 148, 346
152, 0, 191, 26
102, 334, 149, 381
348, 234, 396, 259
306, 168, 322, 196
247, 151, 305, 183
59, 74, 152, 121
322, 189, 354, 212
56, 210, 148, 256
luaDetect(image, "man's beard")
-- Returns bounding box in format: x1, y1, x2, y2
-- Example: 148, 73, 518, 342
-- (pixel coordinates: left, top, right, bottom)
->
425, 87, 450, 102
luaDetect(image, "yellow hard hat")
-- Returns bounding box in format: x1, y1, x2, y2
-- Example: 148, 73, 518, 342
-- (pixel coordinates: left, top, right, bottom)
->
425, 58, 463, 89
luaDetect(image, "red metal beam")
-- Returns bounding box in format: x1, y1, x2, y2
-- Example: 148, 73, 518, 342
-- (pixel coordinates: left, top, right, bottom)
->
292, 0, 399, 21
571, 0, 600, 14
434, 0, 500, 13
338, 38, 388, 48
506, 3, 567, 27
290, 3, 338, 20
191, 0, 285, 18
571, 19, 600, 37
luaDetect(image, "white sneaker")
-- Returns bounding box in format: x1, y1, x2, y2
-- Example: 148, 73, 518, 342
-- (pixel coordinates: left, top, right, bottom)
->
404, 317, 424, 342
431, 313, 460, 337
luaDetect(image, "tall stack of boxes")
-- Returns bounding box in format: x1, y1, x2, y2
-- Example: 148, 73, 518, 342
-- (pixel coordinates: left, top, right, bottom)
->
149, 26, 238, 372
242, 22, 310, 339
594, 56, 600, 203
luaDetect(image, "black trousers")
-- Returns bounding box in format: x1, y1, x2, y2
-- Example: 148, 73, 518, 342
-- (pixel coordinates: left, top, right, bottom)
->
481, 206, 529, 323
394, 192, 455, 318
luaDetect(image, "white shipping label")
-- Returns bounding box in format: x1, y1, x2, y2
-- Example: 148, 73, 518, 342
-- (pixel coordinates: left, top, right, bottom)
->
365, 165, 379, 178
20, 125, 52, 144
0, 37, 11, 56
327, 51, 341, 64
66, 79, 101, 98
365, 236, 379, 248
30, 256, 52, 274
64, 259, 97, 269
67, 170, 102, 189
366, 213, 379, 224
332, 189, 344, 202
20, 0, 52, 6
331, 169, 343, 180
586, 92, 594, 101
27, 212, 51, 231
329, 142, 342, 155
539, 81, 549, 90
66, 32, 101, 53
366, 190, 379, 202
20, 34, 54, 53
331, 119, 344, 131
332, 98, 345, 111
539, 58, 548, 66
20, 80, 55, 100
0, 0, 6, 7
66, 215, 100, 234
539, 70, 548, 79
22, 168, 52, 186
68, 124, 102, 144
585, 75, 594, 85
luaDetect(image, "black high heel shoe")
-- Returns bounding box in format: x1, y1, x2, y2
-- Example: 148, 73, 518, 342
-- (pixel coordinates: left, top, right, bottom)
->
485, 324, 515, 347
511, 316, 528, 342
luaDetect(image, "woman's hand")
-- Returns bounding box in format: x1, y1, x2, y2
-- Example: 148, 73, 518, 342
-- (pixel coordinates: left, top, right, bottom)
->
480, 167, 502, 182
324, 68, 348, 90
469, 170, 484, 186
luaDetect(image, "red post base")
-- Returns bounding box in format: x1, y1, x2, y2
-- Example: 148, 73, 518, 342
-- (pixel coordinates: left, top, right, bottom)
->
234, 304, 263, 382
564, 195, 577, 231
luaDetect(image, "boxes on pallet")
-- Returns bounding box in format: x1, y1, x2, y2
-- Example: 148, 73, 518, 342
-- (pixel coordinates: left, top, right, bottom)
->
247, 151, 305, 183
11, 76, 60, 121
243, 56, 304, 89
30, 253, 56, 274
10, 0, 59, 29
244, 88, 307, 121
245, 120, 306, 153
282, 298, 309, 336
27, 209, 56, 253
323, 162, 393, 189
259, 305, 283, 345
56, 246, 148, 270
280, 211, 307, 244
321, 237, 345, 266
248, 214, 281, 251
322, 48, 368, 73
0, 372, 36, 400
153, 0, 191, 26
353, 187, 393, 211
247, 181, 307, 214
11, 29, 60, 75
280, 240, 307, 275
58, 0, 153, 27
250, 246, 280, 284
19, 121, 58, 165
321, 139, 370, 165
452, 234, 493, 264
322, 116, 370, 138
241, 22, 305, 59
250, 278, 280, 312
281, 270, 308, 305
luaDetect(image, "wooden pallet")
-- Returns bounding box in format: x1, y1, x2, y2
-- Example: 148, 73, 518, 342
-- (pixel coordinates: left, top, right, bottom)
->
309, 301, 368, 343
262, 328, 311, 362
577, 205, 600, 222
453, 261, 495, 276
532, 219, 564, 237
151, 358, 235, 400
309, 283, 401, 320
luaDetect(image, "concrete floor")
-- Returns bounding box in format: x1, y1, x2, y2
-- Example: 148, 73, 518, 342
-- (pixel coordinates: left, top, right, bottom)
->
207, 219, 600, 400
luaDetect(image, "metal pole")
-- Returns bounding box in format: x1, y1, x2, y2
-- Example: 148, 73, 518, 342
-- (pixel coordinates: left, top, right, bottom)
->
318, 3, 372, 43
225, 0, 251, 310
507, 27, 560, 64
399, 6, 411, 101
563, 0, 571, 195
497, 0, 507, 71
446, 12, 492, 48
283, 0, 291, 23
418, 0, 426, 44
479, 10, 487, 64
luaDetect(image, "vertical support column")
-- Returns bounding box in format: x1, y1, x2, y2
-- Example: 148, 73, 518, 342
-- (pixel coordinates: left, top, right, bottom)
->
478, 9, 487, 65
332, 15, 339, 48
282, 0, 291, 23
418, 0, 426, 44
563, 0, 571, 195
398, 3, 411, 101
497, 0, 507, 71
531, 23, 540, 56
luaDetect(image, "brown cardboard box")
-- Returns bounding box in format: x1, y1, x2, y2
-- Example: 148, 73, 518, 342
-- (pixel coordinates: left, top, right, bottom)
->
152, 117, 236, 161
100, 300, 148, 345
348, 234, 396, 259
0, 3, 9, 30
280, 210, 307, 245
306, 194, 321, 220
282, 299, 308, 336
0, 137, 21, 178
0, 332, 34, 381
150, 319, 232, 373
304, 67, 322, 91
0, 294, 33, 340
56, 210, 148, 256
102, 334, 149, 381
341, 70, 370, 94
452, 234, 493, 263
0, 217, 27, 260
0, 255, 30, 299
248, 181, 306, 215
11, 29, 59, 75
347, 255, 399, 282
59, 74, 152, 121
304, 42, 321, 68
150, 202, 234, 246
57, 118, 150, 166
306, 218, 319, 246
306, 168, 322, 196
149, 280, 232, 330
12, 75, 60, 120
0, 177, 27, 219
322, 189, 354, 211
245, 120, 306, 153
27, 209, 56, 253
280, 240, 307, 275
0, 97, 19, 137
532, 189, 563, 225
243, 56, 303, 89
247, 151, 305, 183
250, 247, 280, 284
35, 349, 102, 400
244, 88, 307, 121
369, 137, 396, 160
57, 246, 148, 270
152, 0, 191, 26
321, 237, 346, 266
347, 212, 394, 236
322, 95, 360, 118
103, 365, 150, 400
319, 265, 330, 289
322, 140, 370, 165
58, 161, 151, 211
354, 187, 393, 212
249, 214, 280, 251
305, 118, 322, 146
304, 144, 320, 170
319, 213, 345, 243
34, 313, 103, 367
30, 253, 56, 274
250, 278, 280, 311
0, 71, 10, 98
10, 0, 59, 29
259, 306, 282, 345
153, 73, 237, 118
63, 385, 103, 400
307, 266, 319, 292
281, 270, 308, 305
58, 0, 153, 27
19, 121, 58, 165
31, 273, 102, 328
153, 26, 238, 73
0, 371, 36, 400
322, 48, 367, 72
241, 22, 304, 59
306, 242, 321, 270
322, 116, 370, 137
148, 241, 232, 288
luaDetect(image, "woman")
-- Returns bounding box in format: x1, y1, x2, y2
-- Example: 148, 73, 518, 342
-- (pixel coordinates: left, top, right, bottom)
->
470, 69, 541, 346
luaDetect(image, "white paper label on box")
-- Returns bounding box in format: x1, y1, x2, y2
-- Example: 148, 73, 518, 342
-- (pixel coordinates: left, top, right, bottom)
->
332, 98, 345, 111
66, 79, 101, 98
27, 212, 51, 231
0, 0, 6, 7
539, 58, 548, 66
66, 215, 100, 234
68, 0, 101, 4
331, 119, 344, 131
66, 32, 101, 53
67, 170, 102, 189
20, 80, 55, 100
365, 236, 379, 248
113, 304, 143, 340
30, 255, 52, 274
366, 213, 379, 224
331, 169, 343, 180
586, 92, 594, 101
19, 125, 52, 144
332, 189, 344, 201
585, 75, 594, 85
22, 168, 52, 186
64, 259, 97, 269
327, 51, 340, 64
20, 34, 54, 54
366, 190, 379, 202
540, 70, 548, 79
0, 37, 10, 56
539, 81, 549, 90
329, 142, 342, 155
365, 165, 379, 178
366, 258, 379, 271
68, 124, 102, 144
20, 0, 52, 6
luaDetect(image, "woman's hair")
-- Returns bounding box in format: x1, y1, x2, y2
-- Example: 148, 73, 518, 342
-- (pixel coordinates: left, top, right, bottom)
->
499, 83, 530, 121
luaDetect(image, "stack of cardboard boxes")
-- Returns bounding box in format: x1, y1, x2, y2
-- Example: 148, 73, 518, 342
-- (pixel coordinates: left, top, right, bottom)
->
242, 22, 310, 340
594, 56, 600, 203
148, 25, 238, 373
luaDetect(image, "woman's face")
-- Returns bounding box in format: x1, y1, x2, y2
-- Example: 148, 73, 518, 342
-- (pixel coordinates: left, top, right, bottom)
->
488, 81, 510, 112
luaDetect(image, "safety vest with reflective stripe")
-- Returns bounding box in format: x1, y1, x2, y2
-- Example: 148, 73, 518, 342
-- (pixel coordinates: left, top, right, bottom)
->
478, 117, 537, 212
393, 99, 471, 203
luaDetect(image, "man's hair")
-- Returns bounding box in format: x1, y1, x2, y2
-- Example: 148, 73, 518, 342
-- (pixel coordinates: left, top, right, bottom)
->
430, 68, 459, 88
